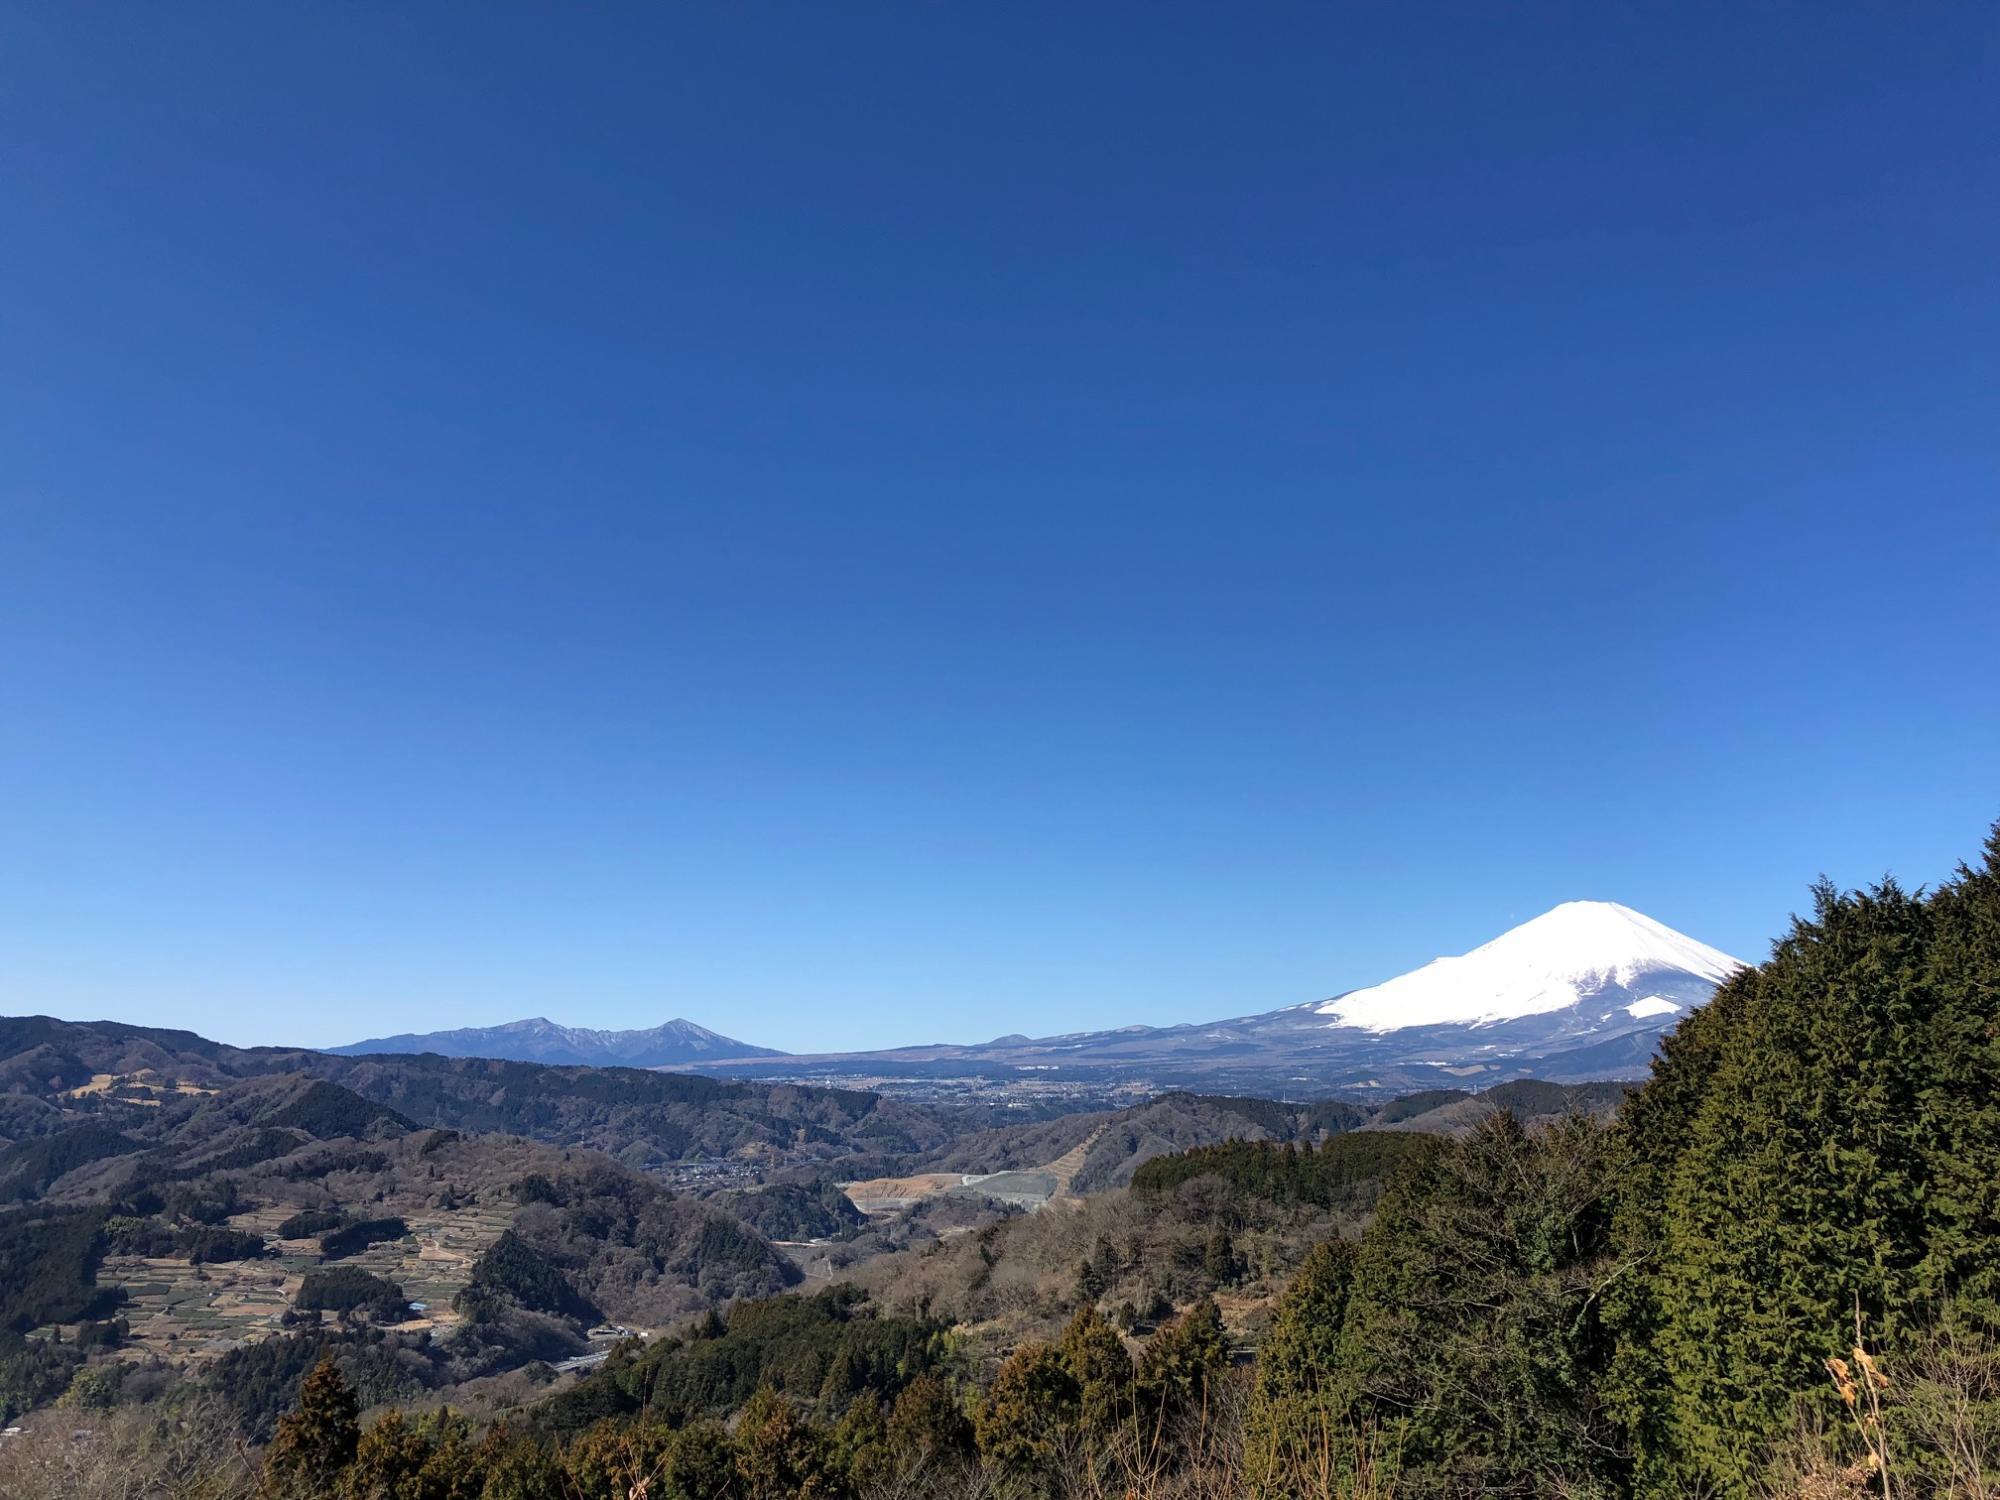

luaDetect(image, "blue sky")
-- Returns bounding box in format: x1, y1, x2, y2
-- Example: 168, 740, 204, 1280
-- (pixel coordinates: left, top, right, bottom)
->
2, 4, 1996, 1052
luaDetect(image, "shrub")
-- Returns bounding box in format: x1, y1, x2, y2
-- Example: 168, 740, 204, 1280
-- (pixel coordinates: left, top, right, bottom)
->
178, 1226, 267, 1264
319, 1217, 408, 1260
278, 1208, 346, 1240
297, 1267, 410, 1322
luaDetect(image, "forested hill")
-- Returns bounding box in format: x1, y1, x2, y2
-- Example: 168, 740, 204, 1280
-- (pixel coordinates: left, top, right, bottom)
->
925, 1080, 1630, 1194
0, 1016, 320, 1094
364, 823, 2000, 1498
0, 1022, 965, 1171
0, 1015, 1632, 1181
307, 1054, 960, 1169
1233, 821, 2000, 1499
3, 824, 1999, 1499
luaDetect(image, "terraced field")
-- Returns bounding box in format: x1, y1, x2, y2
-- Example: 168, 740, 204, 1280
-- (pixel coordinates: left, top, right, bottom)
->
96, 1199, 520, 1367
101, 1247, 309, 1362
324, 1200, 518, 1318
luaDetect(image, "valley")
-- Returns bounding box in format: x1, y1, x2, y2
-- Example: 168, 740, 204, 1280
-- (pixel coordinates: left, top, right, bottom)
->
4, 850, 1996, 1500
0, 1011, 1630, 1412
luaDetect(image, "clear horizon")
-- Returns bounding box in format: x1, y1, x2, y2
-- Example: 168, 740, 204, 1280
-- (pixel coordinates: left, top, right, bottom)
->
4, 5, 1996, 1052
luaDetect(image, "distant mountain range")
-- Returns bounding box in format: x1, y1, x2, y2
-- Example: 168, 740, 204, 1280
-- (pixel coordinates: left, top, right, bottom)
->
318, 901, 1745, 1094
670, 901, 1748, 1095
328, 1016, 782, 1067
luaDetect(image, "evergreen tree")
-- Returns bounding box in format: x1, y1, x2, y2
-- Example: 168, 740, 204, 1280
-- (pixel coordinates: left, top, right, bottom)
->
828, 1397, 893, 1493
1057, 1305, 1134, 1433
561, 1419, 676, 1500
267, 1355, 361, 1497
1241, 1238, 1357, 1496
1093, 1234, 1120, 1279
663, 1420, 739, 1500
344, 1407, 432, 1497
1610, 831, 2000, 1496
1136, 1297, 1227, 1423
56, 1363, 118, 1411
1204, 1225, 1239, 1288
464, 1429, 564, 1500
1076, 1234, 1120, 1305
973, 1339, 1079, 1478
1075, 1254, 1109, 1304
817, 1346, 863, 1408
886, 1372, 973, 1467
735, 1386, 839, 1500
1336, 1110, 1620, 1498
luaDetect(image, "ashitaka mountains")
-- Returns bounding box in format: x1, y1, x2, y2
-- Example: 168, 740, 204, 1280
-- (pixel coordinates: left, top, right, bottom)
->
334, 901, 1746, 1095
330, 1016, 783, 1069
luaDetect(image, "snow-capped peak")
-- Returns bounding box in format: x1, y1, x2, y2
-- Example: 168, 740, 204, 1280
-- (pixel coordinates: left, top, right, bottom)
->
1316, 900, 1745, 1033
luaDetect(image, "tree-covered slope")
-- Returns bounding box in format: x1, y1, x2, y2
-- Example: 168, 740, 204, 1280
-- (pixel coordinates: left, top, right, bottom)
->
1604, 830, 2000, 1494
1237, 820, 2000, 1499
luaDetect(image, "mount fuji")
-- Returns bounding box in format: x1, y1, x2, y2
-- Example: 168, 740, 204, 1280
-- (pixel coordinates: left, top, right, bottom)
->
1314, 901, 1743, 1033
675, 901, 1750, 1095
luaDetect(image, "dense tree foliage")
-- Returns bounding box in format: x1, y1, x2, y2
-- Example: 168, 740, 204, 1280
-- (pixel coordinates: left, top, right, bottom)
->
509, 1162, 798, 1321
1136, 1296, 1229, 1418
457, 1229, 600, 1324
974, 1336, 1085, 1479
730, 1180, 869, 1242
266, 1356, 360, 1496
1375, 1088, 1472, 1124
297, 1267, 411, 1322
0, 1329, 87, 1424
0, 1208, 110, 1331
163, 1177, 248, 1223
1241, 1238, 1357, 1493
277, 1207, 347, 1239
176, 1223, 268, 1263
541, 1285, 944, 1436
1337, 1111, 1622, 1497
1130, 1131, 1436, 1208
256, 1079, 411, 1139
0, 1124, 137, 1200
319, 1216, 408, 1259
200, 1327, 454, 1443
1606, 831, 2000, 1495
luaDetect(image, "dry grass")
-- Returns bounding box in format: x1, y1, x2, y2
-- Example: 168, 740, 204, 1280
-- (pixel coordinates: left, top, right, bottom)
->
64, 1071, 216, 1105
0, 1397, 263, 1500
1763, 1316, 1999, 1500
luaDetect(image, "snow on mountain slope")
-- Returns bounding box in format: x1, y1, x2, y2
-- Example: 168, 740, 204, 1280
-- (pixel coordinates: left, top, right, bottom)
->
1316, 901, 1745, 1032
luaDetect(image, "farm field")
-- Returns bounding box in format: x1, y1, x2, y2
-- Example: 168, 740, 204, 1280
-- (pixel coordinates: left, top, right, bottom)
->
93, 1198, 521, 1367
